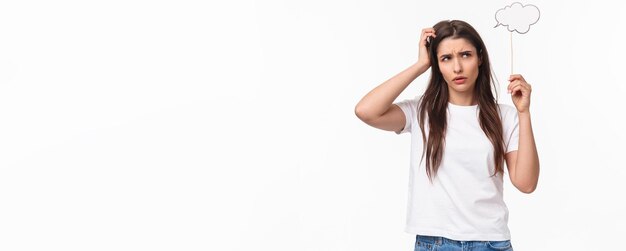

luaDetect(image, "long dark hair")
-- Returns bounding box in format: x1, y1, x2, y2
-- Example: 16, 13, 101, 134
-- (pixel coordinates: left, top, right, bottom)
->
417, 20, 505, 182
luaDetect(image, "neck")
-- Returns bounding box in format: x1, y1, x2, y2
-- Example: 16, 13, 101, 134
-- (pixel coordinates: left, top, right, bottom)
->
448, 93, 477, 106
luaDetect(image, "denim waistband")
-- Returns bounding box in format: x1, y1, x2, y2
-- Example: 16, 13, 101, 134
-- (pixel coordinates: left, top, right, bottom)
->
416, 234, 510, 245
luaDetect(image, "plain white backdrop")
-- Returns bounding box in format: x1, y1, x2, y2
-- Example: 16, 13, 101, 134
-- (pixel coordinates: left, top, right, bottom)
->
0, 0, 624, 250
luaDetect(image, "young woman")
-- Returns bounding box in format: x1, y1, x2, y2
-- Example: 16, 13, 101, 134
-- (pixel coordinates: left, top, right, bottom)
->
354, 20, 539, 251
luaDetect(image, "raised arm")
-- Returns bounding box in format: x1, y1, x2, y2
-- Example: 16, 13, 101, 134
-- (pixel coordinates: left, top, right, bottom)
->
354, 28, 435, 131
505, 74, 540, 193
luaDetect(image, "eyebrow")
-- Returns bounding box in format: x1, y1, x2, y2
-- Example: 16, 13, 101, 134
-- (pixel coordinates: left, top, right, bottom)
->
439, 50, 475, 58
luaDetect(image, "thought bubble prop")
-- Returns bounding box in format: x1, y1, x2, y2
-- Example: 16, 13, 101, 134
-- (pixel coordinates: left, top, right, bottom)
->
495, 2, 540, 34
494, 2, 540, 74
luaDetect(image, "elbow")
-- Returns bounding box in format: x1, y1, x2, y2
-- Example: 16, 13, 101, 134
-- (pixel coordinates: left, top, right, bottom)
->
512, 176, 538, 194
513, 164, 540, 194
519, 186, 536, 194
517, 183, 537, 194
354, 105, 372, 122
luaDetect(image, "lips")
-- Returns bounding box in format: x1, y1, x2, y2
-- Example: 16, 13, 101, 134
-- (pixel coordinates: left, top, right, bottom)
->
452, 76, 467, 84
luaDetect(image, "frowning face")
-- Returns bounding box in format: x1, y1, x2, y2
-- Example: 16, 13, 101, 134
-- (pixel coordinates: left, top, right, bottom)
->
436, 37, 481, 97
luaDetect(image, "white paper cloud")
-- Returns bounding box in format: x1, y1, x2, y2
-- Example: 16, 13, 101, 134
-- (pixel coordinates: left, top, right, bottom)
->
494, 2, 540, 34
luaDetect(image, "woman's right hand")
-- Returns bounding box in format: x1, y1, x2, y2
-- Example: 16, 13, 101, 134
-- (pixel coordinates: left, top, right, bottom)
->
417, 28, 436, 68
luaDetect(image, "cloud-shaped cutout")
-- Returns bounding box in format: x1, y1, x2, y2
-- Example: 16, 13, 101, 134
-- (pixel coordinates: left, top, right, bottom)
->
494, 2, 540, 34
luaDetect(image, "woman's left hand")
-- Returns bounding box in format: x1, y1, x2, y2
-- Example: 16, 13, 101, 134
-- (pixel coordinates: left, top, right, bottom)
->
508, 74, 532, 113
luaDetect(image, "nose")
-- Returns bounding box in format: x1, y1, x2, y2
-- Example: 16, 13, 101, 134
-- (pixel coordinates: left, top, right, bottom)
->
453, 58, 462, 73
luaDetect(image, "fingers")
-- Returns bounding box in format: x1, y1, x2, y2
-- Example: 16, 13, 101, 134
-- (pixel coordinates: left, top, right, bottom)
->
508, 81, 521, 94
421, 28, 436, 45
422, 28, 436, 36
507, 74, 530, 94
508, 74, 525, 82
509, 84, 523, 95
507, 79, 532, 94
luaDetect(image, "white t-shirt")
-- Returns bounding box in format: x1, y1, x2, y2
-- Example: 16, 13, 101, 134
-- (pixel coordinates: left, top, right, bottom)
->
395, 95, 519, 241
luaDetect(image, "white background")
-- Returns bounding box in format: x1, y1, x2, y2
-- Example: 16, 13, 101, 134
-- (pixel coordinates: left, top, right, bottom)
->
0, 0, 624, 250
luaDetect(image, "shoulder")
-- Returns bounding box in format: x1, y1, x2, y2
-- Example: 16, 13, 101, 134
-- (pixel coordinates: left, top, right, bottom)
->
497, 103, 519, 127
410, 94, 422, 103
396, 94, 422, 108
497, 103, 518, 116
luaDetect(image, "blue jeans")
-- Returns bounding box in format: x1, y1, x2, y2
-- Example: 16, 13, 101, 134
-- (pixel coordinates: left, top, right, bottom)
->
414, 235, 514, 251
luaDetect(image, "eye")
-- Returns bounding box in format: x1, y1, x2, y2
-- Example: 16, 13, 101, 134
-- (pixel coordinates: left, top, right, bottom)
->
462, 52, 471, 58
441, 56, 450, 62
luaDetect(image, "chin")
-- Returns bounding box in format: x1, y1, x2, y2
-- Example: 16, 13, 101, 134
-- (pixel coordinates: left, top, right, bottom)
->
447, 83, 472, 90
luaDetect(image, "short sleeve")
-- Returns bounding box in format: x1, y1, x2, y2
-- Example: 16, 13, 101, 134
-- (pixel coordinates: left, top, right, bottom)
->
394, 96, 419, 135
502, 105, 519, 153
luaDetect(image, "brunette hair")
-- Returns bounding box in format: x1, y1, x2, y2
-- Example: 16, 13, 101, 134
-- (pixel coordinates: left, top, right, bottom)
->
417, 20, 505, 182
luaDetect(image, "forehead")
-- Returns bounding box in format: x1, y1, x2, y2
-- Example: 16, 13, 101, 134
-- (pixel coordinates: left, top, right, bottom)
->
436, 37, 476, 55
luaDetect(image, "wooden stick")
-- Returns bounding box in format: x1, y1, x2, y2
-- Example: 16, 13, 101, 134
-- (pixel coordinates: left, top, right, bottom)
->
510, 32, 513, 75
